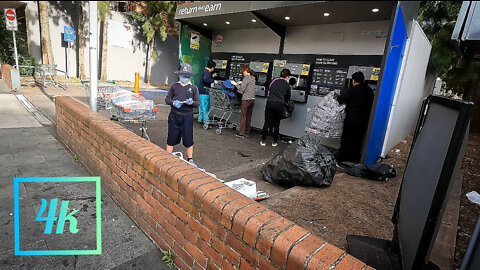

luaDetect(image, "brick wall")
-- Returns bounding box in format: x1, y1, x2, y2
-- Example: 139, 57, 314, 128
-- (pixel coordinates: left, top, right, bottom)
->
55, 97, 372, 270
1, 63, 14, 90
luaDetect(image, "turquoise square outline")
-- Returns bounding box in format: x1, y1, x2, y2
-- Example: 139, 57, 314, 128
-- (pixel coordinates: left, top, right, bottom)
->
14, 177, 102, 255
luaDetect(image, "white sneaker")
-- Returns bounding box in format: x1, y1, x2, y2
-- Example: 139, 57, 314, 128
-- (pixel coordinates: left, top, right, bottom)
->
272, 142, 278, 147
187, 159, 197, 167
260, 141, 266, 146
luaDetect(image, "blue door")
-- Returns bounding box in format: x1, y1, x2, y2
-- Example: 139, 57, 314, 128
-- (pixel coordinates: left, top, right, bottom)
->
365, 4, 408, 164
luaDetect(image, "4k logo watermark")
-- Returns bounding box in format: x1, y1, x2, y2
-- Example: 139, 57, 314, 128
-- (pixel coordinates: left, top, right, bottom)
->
36, 198, 79, 234
14, 177, 102, 255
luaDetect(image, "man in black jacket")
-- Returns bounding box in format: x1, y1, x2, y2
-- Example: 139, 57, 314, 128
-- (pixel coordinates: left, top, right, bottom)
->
337, 71, 374, 163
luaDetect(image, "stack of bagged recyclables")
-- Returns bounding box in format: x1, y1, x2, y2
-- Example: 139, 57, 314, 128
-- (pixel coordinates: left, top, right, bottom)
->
106, 89, 157, 120
305, 91, 346, 138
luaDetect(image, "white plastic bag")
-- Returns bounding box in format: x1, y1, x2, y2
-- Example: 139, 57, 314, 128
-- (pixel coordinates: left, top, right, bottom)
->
224, 178, 257, 199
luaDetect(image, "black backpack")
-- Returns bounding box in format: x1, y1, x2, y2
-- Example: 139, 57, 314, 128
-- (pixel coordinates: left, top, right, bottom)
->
341, 162, 396, 181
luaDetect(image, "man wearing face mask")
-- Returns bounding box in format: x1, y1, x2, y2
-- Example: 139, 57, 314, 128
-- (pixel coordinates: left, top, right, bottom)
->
165, 63, 200, 166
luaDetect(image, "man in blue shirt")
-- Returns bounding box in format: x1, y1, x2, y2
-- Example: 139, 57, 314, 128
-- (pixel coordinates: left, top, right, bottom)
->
165, 63, 200, 165
197, 60, 216, 124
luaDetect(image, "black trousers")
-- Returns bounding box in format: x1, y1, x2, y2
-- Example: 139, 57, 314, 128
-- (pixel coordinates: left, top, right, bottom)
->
339, 122, 368, 163
262, 101, 284, 142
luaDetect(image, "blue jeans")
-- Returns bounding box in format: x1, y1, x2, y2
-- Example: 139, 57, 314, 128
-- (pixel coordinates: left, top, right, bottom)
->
198, 94, 210, 123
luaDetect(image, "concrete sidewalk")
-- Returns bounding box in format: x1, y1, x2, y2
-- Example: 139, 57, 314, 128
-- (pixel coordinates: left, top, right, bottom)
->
0, 92, 169, 269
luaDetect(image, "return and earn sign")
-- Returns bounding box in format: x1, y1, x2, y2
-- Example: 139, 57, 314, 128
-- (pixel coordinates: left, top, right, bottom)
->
4, 8, 18, 31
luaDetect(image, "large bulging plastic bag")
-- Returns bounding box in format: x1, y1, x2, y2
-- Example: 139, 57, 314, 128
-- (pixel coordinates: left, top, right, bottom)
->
305, 91, 345, 138
261, 134, 337, 187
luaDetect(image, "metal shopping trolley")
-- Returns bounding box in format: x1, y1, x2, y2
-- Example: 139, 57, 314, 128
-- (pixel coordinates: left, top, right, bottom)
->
203, 88, 241, 135
81, 81, 120, 110
105, 90, 158, 141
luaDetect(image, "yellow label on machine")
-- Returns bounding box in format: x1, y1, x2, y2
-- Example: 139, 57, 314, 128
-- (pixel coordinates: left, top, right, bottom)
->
301, 64, 310, 76
261, 63, 269, 73
370, 68, 381, 80
222, 60, 228, 69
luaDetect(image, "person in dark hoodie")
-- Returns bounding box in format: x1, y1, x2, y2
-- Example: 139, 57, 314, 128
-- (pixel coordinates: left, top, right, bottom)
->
165, 63, 200, 166
198, 60, 216, 124
337, 71, 374, 163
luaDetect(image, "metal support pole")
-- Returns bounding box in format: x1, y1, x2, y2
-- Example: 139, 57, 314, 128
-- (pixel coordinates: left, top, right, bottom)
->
89, 1, 98, 112
12, 31, 19, 69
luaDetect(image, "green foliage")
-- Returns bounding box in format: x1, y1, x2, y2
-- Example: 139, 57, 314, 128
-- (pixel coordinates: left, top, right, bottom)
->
161, 249, 175, 269
418, 1, 480, 94
0, 16, 37, 76
131, 1, 179, 45
98, 1, 112, 21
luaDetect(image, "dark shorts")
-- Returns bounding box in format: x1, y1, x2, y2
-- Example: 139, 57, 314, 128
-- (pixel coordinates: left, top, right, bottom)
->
167, 112, 194, 148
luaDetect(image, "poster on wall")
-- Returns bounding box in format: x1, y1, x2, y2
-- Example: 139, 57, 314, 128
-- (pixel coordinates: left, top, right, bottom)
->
215, 35, 223, 47
108, 20, 134, 49
190, 32, 200, 50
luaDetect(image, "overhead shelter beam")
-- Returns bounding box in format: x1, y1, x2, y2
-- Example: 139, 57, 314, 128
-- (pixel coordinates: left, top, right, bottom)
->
177, 19, 212, 39
250, 11, 286, 56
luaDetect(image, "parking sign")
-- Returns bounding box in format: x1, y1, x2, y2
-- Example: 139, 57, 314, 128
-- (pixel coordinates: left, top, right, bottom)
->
64, 26, 75, 42
4, 8, 18, 31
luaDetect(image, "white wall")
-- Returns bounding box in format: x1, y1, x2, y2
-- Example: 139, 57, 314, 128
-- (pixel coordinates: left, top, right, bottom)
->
382, 21, 432, 156
211, 28, 280, 53
284, 21, 390, 55
25, 2, 178, 84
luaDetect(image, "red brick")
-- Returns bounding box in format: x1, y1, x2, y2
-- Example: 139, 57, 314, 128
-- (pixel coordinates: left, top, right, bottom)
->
221, 198, 255, 229
178, 196, 200, 219
259, 256, 279, 270
306, 244, 344, 270
159, 160, 185, 180
152, 187, 169, 207
175, 219, 196, 243
169, 201, 188, 223
196, 237, 223, 267
160, 181, 179, 202
185, 241, 207, 267
201, 187, 233, 214
331, 255, 365, 270
138, 177, 153, 194
144, 192, 162, 214
270, 225, 309, 268
243, 211, 280, 247
171, 168, 202, 192
177, 172, 209, 195
187, 216, 211, 242
286, 234, 327, 270
192, 182, 225, 206
166, 166, 197, 191
136, 193, 152, 214
202, 214, 226, 240
211, 236, 240, 266
225, 233, 260, 267
240, 258, 256, 270
153, 156, 179, 175
256, 218, 294, 257
210, 189, 242, 216
232, 204, 267, 237
185, 177, 219, 202
164, 218, 185, 246
206, 260, 220, 270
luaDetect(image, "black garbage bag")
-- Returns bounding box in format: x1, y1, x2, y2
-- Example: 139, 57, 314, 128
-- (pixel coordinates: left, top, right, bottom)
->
261, 134, 337, 187
340, 162, 396, 181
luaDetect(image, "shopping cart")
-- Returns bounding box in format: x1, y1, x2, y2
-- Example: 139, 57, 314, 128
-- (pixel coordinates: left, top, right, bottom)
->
203, 88, 241, 135
81, 81, 120, 110
105, 90, 158, 141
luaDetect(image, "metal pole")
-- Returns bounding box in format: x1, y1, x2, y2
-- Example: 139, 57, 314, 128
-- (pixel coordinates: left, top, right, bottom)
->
12, 31, 19, 69
89, 1, 98, 112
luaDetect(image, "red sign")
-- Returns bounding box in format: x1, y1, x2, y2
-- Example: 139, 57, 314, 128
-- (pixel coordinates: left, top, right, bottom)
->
5, 9, 15, 20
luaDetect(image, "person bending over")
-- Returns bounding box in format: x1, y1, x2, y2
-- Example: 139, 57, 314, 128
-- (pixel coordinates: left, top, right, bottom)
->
165, 63, 200, 165
261, 69, 292, 147
337, 71, 374, 163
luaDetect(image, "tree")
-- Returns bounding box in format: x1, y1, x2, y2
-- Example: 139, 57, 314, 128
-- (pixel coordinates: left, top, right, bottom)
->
419, 1, 480, 132
132, 1, 179, 84
77, 2, 86, 80
98, 1, 111, 81
38, 1, 54, 65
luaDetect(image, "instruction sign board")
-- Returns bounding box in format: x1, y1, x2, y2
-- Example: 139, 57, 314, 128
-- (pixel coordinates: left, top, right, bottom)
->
64, 26, 75, 42
190, 32, 200, 50
4, 8, 17, 31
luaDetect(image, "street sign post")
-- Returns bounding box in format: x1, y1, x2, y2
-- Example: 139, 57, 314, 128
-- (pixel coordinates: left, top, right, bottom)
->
64, 26, 75, 78
4, 8, 19, 69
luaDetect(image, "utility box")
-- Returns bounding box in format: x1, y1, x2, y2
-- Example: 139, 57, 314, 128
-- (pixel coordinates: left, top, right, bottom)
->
10, 68, 21, 91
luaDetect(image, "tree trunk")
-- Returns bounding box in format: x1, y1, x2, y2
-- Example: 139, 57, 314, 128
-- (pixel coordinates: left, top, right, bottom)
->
463, 78, 480, 133
38, 1, 54, 65
77, 2, 86, 80
146, 37, 155, 84
100, 19, 108, 81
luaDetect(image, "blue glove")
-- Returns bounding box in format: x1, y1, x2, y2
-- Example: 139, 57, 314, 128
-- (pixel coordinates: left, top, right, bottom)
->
185, 98, 194, 105
173, 100, 183, 109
